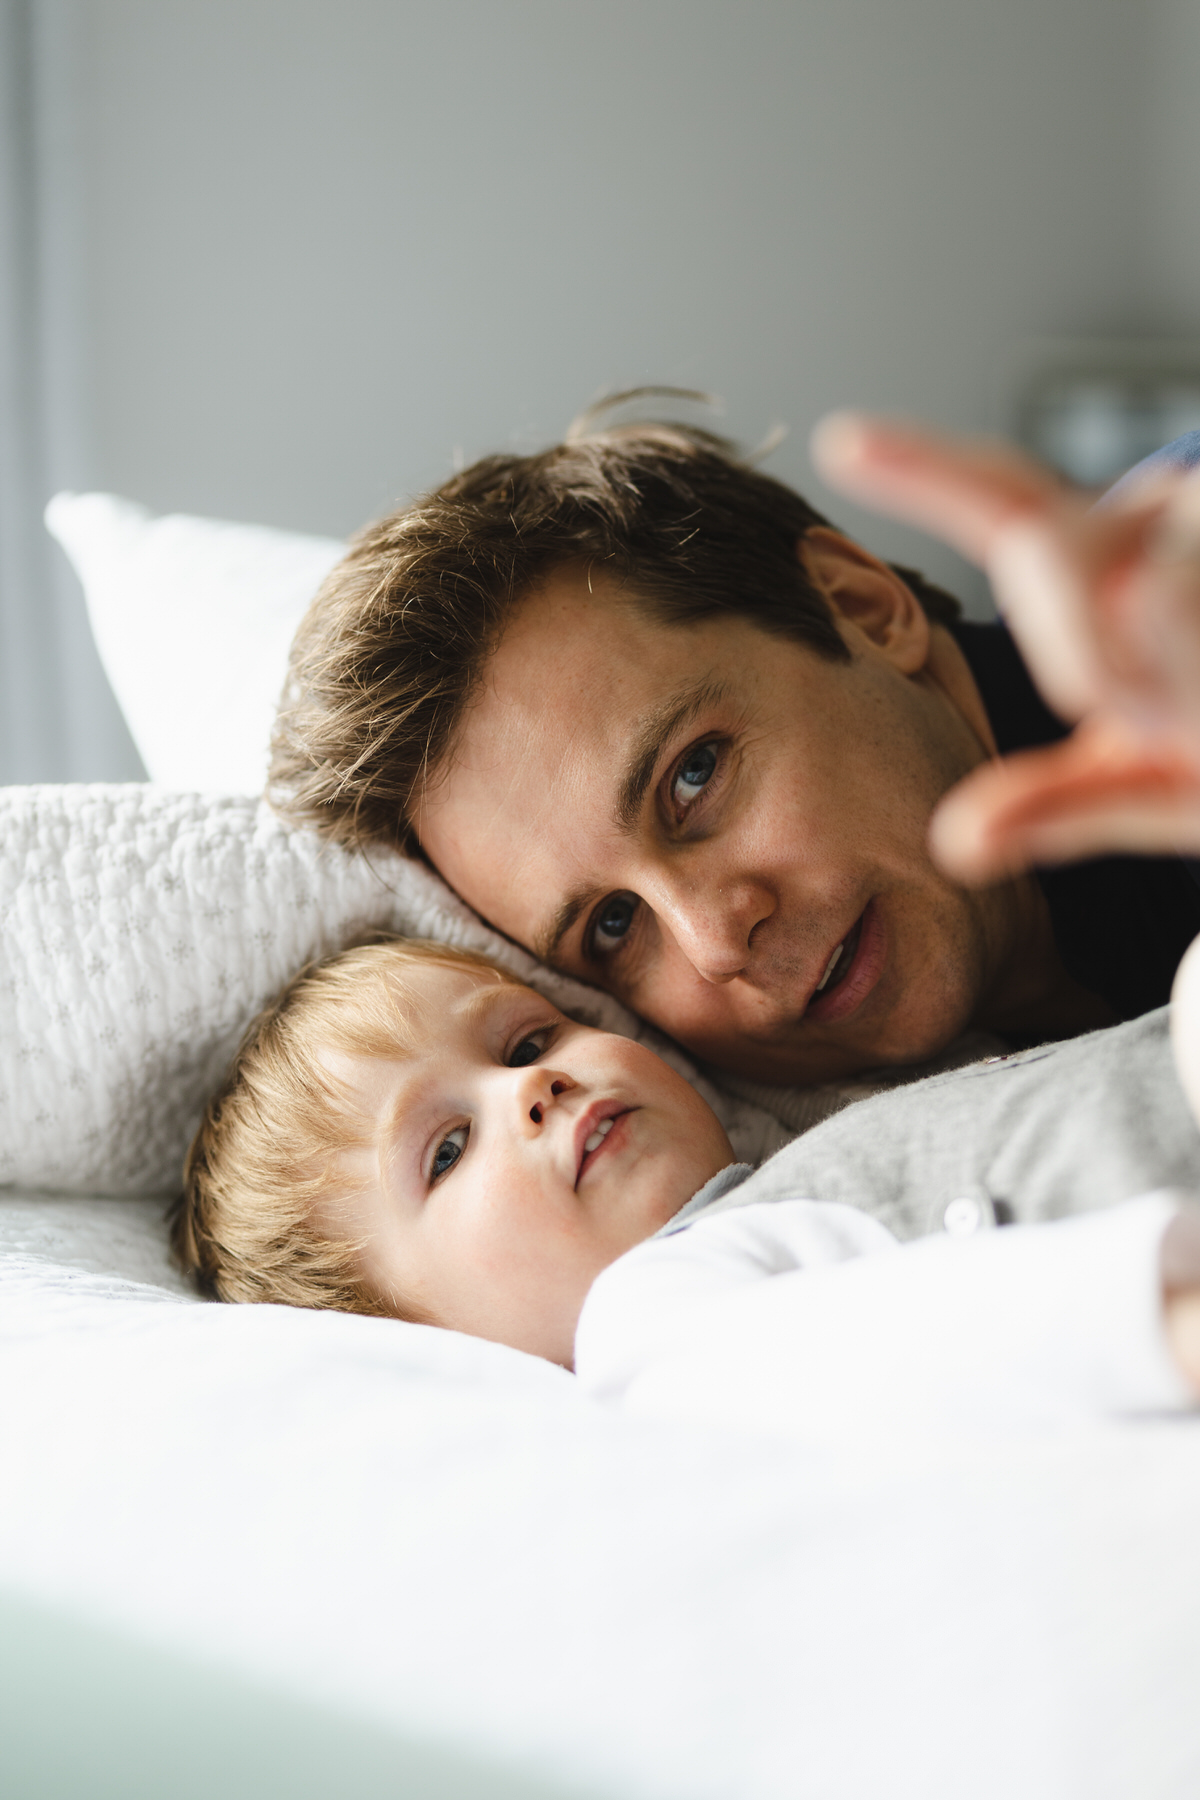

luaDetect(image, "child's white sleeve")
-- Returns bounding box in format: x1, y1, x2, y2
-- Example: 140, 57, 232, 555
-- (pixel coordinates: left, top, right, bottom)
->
573, 1194, 1200, 1439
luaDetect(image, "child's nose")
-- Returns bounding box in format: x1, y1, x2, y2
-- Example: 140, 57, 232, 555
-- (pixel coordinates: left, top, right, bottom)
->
521, 1070, 574, 1126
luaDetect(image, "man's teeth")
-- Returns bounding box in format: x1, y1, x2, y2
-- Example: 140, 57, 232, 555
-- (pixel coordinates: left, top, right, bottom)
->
583, 1118, 616, 1155
815, 942, 846, 993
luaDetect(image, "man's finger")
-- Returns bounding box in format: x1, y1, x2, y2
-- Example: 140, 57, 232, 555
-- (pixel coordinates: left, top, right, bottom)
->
810, 414, 1070, 565
985, 521, 1102, 720
928, 726, 1200, 882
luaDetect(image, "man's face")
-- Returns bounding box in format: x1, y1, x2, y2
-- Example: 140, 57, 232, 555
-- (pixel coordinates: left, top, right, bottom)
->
416, 560, 1014, 1084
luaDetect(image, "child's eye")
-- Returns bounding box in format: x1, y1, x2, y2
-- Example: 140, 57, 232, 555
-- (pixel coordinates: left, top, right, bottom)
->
431, 1125, 468, 1180
507, 1031, 548, 1068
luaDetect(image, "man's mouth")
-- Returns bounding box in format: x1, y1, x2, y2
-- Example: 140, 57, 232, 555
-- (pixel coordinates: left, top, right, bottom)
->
812, 916, 864, 1000
802, 901, 886, 1025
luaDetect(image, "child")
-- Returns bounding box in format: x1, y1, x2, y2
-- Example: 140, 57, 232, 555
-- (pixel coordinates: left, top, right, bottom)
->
176, 938, 736, 1364
175, 935, 1200, 1431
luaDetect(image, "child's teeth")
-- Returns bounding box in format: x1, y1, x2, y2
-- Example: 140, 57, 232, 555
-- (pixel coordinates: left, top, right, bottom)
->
584, 1118, 616, 1156
815, 942, 844, 993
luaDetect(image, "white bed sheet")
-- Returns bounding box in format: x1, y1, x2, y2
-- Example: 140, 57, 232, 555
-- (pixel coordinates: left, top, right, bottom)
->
2, 1190, 1199, 1800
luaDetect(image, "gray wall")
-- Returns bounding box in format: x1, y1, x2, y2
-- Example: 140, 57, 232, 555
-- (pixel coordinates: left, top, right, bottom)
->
8, 0, 1197, 779
1145, 0, 1200, 327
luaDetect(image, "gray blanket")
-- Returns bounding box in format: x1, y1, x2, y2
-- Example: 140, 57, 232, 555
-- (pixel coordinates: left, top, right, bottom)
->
706, 1008, 1200, 1242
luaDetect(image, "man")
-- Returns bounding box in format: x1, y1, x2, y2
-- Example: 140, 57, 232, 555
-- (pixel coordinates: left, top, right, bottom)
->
270, 410, 1200, 1085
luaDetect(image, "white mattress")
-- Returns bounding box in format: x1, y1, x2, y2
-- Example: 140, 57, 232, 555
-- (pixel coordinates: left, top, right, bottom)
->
3, 1190, 1199, 1800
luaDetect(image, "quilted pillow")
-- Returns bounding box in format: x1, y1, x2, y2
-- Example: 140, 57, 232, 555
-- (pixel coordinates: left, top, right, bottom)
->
44, 493, 344, 793
0, 786, 793, 1197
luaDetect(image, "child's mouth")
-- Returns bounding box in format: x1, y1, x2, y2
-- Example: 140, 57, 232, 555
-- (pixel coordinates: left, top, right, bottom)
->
575, 1107, 633, 1184
583, 1117, 616, 1155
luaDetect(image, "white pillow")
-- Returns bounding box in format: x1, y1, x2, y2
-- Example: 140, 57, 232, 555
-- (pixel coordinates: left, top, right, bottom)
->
0, 785, 791, 1197
44, 492, 345, 793
0, 1191, 193, 1300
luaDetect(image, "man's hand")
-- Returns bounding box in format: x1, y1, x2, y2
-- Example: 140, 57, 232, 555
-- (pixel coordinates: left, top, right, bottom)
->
1165, 1286, 1200, 1396
811, 414, 1200, 883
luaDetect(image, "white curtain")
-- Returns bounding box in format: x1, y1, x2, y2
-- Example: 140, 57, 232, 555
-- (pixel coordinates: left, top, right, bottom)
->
0, 0, 143, 784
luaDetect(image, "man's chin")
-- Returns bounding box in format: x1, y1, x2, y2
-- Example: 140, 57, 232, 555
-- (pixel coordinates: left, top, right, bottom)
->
695, 999, 977, 1087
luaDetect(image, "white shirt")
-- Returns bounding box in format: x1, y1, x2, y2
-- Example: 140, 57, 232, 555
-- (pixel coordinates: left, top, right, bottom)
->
575, 1194, 1200, 1439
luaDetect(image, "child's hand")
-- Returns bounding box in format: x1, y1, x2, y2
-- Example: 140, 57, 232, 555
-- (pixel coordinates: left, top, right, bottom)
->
812, 414, 1200, 883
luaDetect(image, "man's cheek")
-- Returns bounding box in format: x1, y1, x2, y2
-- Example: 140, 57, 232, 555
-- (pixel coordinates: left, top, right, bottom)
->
646, 982, 738, 1053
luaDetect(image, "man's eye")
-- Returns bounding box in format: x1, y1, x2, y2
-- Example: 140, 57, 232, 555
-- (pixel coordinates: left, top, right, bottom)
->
507, 1033, 546, 1068
671, 742, 718, 810
431, 1125, 468, 1180
592, 892, 640, 955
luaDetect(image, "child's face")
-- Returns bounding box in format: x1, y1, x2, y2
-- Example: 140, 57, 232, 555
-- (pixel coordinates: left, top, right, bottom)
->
320, 964, 734, 1365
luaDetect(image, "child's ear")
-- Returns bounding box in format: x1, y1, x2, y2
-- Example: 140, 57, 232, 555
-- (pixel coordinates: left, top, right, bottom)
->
798, 526, 930, 673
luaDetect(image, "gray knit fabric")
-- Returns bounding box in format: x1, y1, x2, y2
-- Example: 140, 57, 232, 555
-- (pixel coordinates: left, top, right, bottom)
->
690, 1008, 1200, 1243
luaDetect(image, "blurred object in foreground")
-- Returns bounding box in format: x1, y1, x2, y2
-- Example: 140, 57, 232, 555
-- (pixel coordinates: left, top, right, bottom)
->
1019, 341, 1200, 489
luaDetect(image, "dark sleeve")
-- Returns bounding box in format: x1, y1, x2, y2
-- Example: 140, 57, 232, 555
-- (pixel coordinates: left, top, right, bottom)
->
948, 617, 1200, 1020
1038, 856, 1200, 1019
1098, 431, 1200, 510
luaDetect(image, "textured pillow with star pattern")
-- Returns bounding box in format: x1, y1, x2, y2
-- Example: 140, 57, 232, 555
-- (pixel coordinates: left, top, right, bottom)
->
0, 785, 795, 1196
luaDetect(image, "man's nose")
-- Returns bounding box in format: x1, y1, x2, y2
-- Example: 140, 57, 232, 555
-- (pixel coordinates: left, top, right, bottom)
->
657, 874, 775, 985
514, 1066, 577, 1127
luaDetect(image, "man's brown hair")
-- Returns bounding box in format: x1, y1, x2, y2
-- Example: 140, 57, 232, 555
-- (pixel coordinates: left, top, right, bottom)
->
270, 402, 960, 852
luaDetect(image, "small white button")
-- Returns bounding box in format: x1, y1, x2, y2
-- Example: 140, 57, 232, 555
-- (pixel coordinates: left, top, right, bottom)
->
943, 1196, 984, 1235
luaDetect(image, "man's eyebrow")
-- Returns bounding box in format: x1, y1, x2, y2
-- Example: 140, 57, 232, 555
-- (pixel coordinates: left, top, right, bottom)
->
532, 676, 731, 965
535, 886, 596, 966
614, 676, 731, 830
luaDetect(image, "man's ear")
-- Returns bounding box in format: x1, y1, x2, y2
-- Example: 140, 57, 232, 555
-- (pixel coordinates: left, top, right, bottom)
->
798, 526, 930, 673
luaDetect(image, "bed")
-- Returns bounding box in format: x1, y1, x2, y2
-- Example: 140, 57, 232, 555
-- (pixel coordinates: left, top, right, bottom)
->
3, 495, 1199, 1799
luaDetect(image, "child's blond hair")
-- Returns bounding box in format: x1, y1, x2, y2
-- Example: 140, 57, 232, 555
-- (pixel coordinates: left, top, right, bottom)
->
172, 937, 522, 1314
